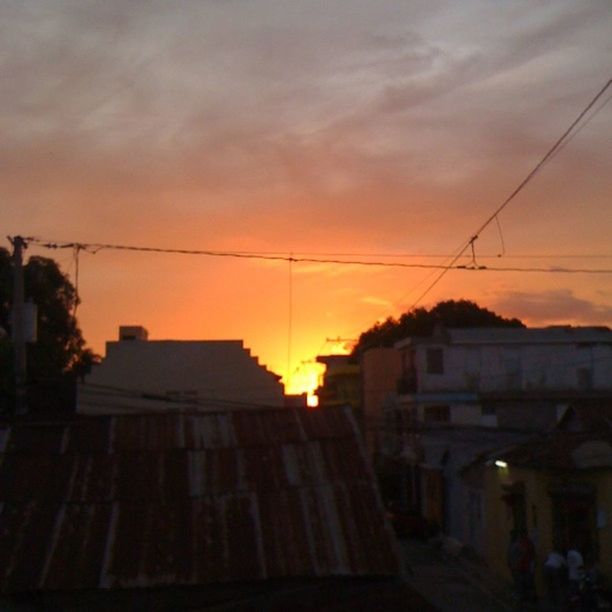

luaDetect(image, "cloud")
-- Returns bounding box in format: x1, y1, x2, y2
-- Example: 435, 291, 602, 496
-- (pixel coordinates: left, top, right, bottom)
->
492, 289, 612, 326
360, 295, 395, 308
1, 2, 611, 327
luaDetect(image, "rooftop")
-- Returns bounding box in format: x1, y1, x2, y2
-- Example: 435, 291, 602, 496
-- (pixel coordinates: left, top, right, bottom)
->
396, 326, 612, 348
0, 406, 401, 594
491, 430, 612, 470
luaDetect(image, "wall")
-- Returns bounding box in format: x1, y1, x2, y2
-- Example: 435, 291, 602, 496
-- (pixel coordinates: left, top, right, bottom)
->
78, 339, 284, 413
362, 348, 402, 456
412, 333, 612, 395
484, 465, 612, 592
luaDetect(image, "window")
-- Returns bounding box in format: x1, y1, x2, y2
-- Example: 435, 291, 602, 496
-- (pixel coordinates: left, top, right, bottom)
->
426, 348, 444, 374
424, 405, 450, 423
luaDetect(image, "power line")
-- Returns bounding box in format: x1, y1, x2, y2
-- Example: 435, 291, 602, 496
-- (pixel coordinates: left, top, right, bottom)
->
25, 238, 612, 274
287, 256, 294, 387
409, 77, 612, 308
26, 238, 610, 260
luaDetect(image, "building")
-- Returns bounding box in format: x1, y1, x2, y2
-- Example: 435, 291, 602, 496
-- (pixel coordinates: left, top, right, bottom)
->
395, 326, 612, 425
315, 355, 361, 413
361, 347, 402, 458
78, 326, 285, 414
382, 326, 612, 551
482, 426, 612, 592
0, 405, 423, 610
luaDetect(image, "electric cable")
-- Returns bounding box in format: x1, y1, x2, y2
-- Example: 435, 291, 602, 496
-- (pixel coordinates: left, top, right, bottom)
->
24, 238, 612, 274
408, 78, 612, 308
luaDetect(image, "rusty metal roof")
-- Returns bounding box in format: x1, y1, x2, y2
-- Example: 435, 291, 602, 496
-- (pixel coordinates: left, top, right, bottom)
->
0, 407, 400, 593
492, 430, 612, 470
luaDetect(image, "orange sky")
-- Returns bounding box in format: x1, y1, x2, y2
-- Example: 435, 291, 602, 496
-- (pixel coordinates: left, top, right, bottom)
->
3, 1, 611, 398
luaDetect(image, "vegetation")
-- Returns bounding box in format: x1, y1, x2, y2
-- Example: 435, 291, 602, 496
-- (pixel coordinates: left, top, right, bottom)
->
352, 299, 524, 359
0, 247, 99, 416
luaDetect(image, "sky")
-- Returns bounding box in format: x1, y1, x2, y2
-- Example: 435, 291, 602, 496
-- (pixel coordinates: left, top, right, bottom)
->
2, 0, 611, 398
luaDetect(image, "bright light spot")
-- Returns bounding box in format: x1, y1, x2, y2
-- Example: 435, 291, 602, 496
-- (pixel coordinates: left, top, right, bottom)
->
307, 394, 319, 408
494, 460, 508, 469
283, 360, 325, 397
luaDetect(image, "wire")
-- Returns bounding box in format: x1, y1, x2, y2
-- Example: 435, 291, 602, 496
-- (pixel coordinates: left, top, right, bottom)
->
73, 245, 82, 317
79, 382, 289, 411
25, 238, 612, 274
24, 238, 612, 261
287, 255, 294, 387
409, 77, 612, 308
494, 215, 506, 257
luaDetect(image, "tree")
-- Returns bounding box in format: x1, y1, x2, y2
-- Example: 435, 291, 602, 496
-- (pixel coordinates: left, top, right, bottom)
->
0, 246, 99, 416
352, 299, 524, 359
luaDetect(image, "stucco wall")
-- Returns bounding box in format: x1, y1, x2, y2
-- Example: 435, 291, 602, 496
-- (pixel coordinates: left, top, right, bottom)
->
417, 341, 612, 394
78, 339, 284, 413
484, 465, 612, 591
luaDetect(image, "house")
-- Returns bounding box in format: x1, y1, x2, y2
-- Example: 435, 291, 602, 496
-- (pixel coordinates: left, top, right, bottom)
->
315, 355, 361, 413
381, 326, 612, 551
395, 326, 612, 425
361, 348, 402, 458
78, 326, 285, 414
481, 426, 612, 592
0, 405, 427, 610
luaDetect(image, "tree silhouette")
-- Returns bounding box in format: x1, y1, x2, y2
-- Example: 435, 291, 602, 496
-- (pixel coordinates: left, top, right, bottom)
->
353, 299, 524, 359
0, 248, 99, 416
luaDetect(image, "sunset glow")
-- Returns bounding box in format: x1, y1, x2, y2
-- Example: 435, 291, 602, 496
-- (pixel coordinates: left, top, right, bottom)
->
3, 2, 611, 395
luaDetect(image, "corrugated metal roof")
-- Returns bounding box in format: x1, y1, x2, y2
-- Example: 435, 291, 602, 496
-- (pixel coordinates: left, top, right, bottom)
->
0, 407, 400, 593
492, 430, 612, 470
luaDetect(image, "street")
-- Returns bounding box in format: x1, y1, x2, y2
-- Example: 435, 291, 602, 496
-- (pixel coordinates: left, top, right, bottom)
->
400, 538, 517, 612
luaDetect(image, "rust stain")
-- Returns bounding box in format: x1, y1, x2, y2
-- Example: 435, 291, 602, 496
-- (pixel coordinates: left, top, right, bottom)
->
0, 406, 400, 593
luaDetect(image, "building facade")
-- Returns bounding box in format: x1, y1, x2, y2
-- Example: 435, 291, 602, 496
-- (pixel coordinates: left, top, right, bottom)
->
383, 326, 612, 551
315, 355, 361, 412
482, 430, 612, 593
78, 326, 285, 413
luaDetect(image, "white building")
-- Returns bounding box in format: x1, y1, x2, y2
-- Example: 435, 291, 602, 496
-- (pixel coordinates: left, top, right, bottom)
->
78, 326, 284, 414
385, 326, 612, 553
395, 326, 612, 428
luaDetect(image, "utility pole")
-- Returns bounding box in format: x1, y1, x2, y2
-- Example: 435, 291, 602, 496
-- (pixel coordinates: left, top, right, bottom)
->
9, 235, 27, 416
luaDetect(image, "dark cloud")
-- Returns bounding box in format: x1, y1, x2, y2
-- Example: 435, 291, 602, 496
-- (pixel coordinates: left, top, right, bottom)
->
492, 289, 612, 326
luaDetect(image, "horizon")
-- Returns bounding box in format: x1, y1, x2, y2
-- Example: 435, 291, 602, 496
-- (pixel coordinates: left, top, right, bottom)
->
3, 1, 611, 397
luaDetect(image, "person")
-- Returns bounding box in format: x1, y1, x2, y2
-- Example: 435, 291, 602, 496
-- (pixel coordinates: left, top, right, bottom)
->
567, 544, 585, 596
543, 546, 566, 608
507, 529, 536, 603
566, 544, 584, 598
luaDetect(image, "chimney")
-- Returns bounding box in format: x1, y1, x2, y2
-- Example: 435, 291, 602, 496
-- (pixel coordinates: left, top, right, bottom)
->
119, 326, 148, 341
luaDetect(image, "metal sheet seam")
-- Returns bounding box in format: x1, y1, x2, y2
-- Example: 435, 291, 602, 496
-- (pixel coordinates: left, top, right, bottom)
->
64, 451, 81, 504
177, 415, 186, 449
281, 445, 300, 486
298, 487, 320, 576
235, 448, 247, 492
249, 492, 267, 580
294, 410, 308, 443
188, 450, 203, 497
219, 413, 234, 448
309, 442, 328, 486
99, 501, 119, 589
318, 483, 349, 575
219, 496, 230, 578
108, 418, 116, 454
59, 427, 69, 453
39, 502, 67, 589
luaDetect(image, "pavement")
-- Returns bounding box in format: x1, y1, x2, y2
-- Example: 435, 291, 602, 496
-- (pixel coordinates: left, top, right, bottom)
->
399, 537, 520, 612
